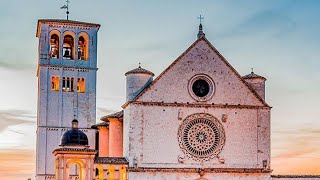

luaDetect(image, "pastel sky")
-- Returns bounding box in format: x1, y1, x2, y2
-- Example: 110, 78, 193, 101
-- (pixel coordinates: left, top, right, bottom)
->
0, 0, 320, 179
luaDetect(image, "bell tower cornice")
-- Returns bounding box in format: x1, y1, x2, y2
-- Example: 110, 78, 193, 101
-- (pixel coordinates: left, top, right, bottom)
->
36, 19, 100, 37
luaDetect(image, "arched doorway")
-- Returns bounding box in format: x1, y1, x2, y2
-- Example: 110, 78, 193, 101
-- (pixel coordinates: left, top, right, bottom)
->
66, 159, 85, 180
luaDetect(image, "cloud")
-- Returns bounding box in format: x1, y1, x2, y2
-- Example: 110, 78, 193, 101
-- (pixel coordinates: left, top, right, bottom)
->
272, 128, 320, 159
0, 110, 35, 133
272, 127, 320, 174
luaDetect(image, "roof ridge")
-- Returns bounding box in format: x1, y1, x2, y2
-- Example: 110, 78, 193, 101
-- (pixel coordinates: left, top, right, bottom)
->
200, 38, 269, 107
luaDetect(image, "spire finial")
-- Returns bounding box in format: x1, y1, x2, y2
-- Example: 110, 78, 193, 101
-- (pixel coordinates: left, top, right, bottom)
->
138, 62, 141, 68
61, 0, 70, 20
251, 68, 254, 74
197, 14, 205, 39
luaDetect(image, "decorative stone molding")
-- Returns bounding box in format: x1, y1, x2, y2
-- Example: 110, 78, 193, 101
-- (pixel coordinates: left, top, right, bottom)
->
221, 114, 227, 123
128, 167, 272, 173
126, 101, 271, 110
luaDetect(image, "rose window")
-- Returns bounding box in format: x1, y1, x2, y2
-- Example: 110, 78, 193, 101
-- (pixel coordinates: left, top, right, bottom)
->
178, 113, 225, 161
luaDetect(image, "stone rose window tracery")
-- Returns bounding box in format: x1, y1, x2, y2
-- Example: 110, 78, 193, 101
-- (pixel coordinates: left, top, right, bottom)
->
178, 113, 225, 161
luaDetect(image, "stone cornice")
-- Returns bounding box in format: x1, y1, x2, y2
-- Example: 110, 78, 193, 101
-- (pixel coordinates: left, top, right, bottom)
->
37, 19, 100, 37
38, 126, 95, 130
53, 148, 97, 155
128, 167, 272, 173
38, 64, 98, 71
95, 157, 129, 164
271, 175, 320, 178
123, 101, 271, 110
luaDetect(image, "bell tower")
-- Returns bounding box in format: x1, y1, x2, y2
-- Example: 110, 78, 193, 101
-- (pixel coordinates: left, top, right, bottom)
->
35, 19, 100, 180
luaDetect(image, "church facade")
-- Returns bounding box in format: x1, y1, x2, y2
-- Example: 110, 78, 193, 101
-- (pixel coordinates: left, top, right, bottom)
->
35, 19, 318, 180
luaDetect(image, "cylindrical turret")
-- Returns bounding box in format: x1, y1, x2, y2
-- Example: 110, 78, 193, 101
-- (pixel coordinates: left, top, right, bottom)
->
243, 71, 266, 100
125, 65, 154, 101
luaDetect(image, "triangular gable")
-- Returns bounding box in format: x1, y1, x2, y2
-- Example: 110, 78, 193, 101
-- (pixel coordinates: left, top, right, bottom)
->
128, 37, 269, 107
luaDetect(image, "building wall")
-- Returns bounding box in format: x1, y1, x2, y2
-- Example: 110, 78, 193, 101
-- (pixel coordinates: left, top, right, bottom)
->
122, 37, 271, 180
36, 21, 99, 179
124, 104, 270, 170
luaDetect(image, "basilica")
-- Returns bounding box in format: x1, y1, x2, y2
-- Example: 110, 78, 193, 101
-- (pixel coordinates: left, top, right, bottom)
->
35, 19, 316, 180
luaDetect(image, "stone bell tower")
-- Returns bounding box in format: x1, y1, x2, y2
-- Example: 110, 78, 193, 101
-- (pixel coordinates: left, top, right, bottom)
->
35, 19, 100, 180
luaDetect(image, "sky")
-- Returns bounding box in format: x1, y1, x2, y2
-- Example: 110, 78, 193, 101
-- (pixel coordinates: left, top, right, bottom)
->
0, 0, 320, 179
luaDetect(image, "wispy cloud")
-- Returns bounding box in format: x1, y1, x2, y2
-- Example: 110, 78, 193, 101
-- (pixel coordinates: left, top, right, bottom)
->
272, 127, 320, 174
0, 110, 35, 133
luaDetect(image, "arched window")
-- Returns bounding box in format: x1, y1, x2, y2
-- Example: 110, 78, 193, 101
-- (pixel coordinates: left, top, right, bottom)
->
50, 34, 59, 59
51, 76, 60, 91
77, 78, 85, 93
78, 35, 88, 60
63, 35, 74, 59
62, 76, 74, 92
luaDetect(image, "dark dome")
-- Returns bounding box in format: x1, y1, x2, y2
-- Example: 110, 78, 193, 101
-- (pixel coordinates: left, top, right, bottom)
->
60, 129, 88, 146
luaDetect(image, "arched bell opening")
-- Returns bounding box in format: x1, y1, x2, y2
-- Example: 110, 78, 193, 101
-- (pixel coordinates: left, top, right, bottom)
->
78, 33, 89, 60
63, 33, 75, 60
49, 33, 60, 59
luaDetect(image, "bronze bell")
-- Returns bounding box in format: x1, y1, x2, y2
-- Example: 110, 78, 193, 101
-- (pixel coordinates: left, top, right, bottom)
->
63, 49, 70, 58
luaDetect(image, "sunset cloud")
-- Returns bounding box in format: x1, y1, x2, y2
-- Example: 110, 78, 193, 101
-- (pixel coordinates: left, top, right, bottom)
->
272, 128, 320, 175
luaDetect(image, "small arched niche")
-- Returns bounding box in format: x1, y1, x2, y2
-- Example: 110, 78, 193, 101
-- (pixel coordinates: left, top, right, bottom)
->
63, 33, 75, 60
49, 33, 60, 59
78, 33, 89, 60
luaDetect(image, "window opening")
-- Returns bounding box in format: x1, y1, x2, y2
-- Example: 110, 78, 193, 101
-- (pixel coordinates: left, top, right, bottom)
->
78, 36, 87, 60
51, 76, 60, 91
63, 35, 74, 59
50, 34, 59, 59
77, 78, 85, 93
62, 76, 74, 92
